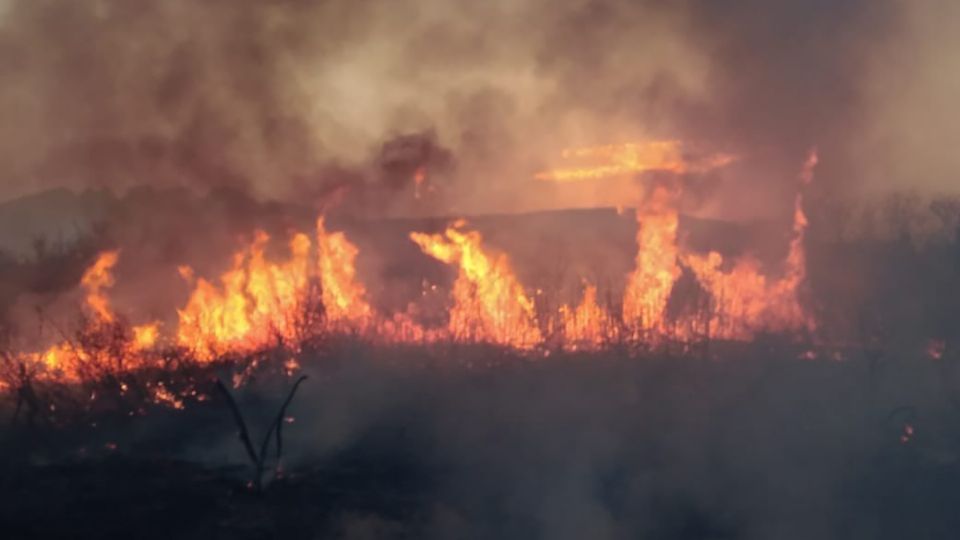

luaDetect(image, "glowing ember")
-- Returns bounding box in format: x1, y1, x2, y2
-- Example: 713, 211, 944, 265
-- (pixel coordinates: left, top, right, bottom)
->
413, 166, 427, 199
410, 222, 542, 348
900, 424, 915, 444
926, 339, 946, 360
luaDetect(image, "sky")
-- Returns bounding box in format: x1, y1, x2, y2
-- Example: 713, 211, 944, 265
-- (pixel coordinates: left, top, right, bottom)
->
0, 0, 956, 218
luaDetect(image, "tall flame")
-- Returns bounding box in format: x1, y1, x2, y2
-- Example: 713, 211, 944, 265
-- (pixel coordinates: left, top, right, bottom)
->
623, 185, 682, 334
410, 222, 542, 348
29, 250, 159, 380
176, 231, 311, 360
683, 150, 818, 339
559, 282, 613, 350
6, 143, 824, 394
81, 250, 119, 323
316, 217, 373, 328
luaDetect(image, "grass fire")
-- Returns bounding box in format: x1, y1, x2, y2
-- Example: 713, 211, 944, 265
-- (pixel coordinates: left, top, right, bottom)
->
1, 1, 960, 539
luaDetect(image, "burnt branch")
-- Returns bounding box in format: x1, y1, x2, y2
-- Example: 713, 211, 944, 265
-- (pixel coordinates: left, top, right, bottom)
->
270, 375, 308, 478
214, 378, 260, 474
215, 375, 308, 492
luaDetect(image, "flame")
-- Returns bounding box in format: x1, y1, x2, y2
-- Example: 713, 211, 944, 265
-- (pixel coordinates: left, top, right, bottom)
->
683, 151, 818, 339
176, 231, 312, 360
152, 383, 185, 410
3, 143, 828, 399
21, 250, 161, 381
131, 322, 160, 351
316, 217, 373, 328
559, 283, 613, 350
81, 250, 119, 322
175, 219, 376, 359
623, 185, 682, 334
536, 140, 735, 182
410, 222, 542, 348
413, 166, 427, 199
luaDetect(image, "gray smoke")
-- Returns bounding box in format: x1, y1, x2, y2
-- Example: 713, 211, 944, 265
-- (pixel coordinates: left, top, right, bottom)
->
1, 0, 950, 218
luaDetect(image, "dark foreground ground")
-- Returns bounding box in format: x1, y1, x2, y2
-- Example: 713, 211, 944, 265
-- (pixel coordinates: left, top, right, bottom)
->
3, 343, 960, 539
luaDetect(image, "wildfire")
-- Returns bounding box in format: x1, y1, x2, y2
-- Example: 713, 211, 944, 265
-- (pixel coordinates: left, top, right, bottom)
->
24, 251, 160, 381
316, 217, 373, 328
131, 322, 160, 351
5, 142, 826, 398
683, 150, 818, 339
535, 140, 735, 182
410, 222, 542, 349
81, 250, 119, 322
176, 231, 312, 361
622, 184, 682, 335
559, 282, 613, 350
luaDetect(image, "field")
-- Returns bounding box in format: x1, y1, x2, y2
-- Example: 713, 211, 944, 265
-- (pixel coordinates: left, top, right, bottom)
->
3, 337, 960, 539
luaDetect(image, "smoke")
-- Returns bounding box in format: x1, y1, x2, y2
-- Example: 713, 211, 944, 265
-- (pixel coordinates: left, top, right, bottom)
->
150, 344, 956, 540
2, 0, 948, 217
853, 1, 960, 196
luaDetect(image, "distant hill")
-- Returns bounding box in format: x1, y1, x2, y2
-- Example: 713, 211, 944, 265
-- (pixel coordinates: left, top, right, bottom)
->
0, 188, 116, 256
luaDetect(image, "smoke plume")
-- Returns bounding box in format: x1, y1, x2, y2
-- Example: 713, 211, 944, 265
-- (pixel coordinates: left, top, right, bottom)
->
1, 0, 950, 218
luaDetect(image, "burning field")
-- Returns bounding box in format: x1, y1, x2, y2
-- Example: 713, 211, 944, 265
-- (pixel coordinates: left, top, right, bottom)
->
2, 0, 960, 538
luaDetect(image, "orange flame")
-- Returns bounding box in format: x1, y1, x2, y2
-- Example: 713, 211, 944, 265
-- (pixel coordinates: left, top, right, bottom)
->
176, 231, 312, 360
131, 322, 160, 351
683, 151, 818, 339
25, 250, 160, 381
316, 217, 373, 328
536, 140, 735, 182
559, 283, 613, 350
623, 185, 682, 334
4, 143, 826, 395
410, 222, 542, 348
81, 250, 119, 323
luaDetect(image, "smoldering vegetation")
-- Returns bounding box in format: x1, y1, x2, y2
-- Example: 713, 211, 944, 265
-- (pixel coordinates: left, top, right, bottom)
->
0, 189, 957, 538
1, 0, 960, 537
0, 186, 957, 349
4, 339, 960, 539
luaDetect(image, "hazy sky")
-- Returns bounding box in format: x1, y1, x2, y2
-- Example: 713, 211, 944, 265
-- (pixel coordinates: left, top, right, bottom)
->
0, 0, 955, 216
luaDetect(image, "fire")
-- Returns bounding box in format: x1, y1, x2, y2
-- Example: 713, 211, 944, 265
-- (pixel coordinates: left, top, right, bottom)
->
81, 250, 119, 322
175, 219, 377, 360
176, 231, 312, 360
22, 250, 160, 381
536, 140, 735, 182
622, 185, 682, 335
413, 166, 427, 199
316, 217, 373, 328
131, 322, 160, 351
559, 282, 613, 350
409, 222, 542, 348
683, 151, 818, 339
3, 141, 827, 400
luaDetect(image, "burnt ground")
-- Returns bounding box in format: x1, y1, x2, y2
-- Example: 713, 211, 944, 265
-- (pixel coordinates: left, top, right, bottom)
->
4, 343, 960, 539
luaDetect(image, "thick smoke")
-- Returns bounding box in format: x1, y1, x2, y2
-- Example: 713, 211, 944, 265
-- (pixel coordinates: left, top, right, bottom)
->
0, 0, 945, 218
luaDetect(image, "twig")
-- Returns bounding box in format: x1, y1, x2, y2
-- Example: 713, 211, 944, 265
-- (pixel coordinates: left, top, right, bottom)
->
214, 378, 259, 472
270, 375, 308, 477
215, 375, 308, 492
